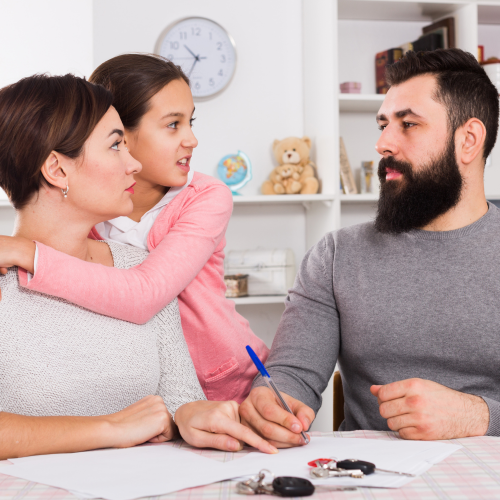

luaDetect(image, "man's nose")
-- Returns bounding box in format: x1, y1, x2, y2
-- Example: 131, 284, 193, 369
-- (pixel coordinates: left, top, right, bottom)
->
375, 127, 399, 157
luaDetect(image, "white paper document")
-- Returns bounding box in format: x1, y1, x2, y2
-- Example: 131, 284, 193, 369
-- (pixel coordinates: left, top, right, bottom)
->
3, 437, 461, 500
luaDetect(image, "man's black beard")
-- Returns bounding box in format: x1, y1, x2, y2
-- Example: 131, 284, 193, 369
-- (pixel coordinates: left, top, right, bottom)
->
374, 138, 463, 234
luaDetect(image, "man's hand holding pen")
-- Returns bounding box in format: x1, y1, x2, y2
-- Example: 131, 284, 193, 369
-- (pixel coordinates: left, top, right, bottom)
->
239, 386, 315, 448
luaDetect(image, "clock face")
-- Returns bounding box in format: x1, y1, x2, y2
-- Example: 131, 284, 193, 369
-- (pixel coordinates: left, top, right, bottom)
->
156, 17, 236, 99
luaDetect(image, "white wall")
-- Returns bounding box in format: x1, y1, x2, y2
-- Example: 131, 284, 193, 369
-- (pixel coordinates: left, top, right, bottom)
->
0, 0, 93, 234
0, 0, 93, 88
93, 0, 304, 196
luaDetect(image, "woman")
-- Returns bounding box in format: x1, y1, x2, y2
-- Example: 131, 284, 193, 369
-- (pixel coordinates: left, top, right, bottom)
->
0, 73, 276, 460
0, 54, 268, 402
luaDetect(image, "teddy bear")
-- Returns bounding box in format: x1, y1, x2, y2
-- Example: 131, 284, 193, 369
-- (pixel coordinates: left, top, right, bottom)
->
261, 136, 319, 195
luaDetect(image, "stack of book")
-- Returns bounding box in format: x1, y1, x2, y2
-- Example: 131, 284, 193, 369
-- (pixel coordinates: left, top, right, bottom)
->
376, 17, 455, 94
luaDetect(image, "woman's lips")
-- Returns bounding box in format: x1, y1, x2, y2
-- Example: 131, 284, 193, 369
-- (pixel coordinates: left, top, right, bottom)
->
125, 182, 136, 194
385, 168, 402, 181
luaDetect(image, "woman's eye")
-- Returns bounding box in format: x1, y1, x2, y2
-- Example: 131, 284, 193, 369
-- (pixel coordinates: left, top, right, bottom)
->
111, 140, 121, 151
190, 117, 196, 127
167, 121, 178, 129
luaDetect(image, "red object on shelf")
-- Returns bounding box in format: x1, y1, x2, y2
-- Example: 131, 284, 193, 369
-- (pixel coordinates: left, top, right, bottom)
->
340, 82, 361, 94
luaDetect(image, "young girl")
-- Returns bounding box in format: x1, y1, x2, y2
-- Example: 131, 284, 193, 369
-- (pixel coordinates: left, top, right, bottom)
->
0, 54, 268, 403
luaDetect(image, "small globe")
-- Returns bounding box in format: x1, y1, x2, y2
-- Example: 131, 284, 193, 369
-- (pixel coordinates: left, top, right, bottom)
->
217, 151, 252, 194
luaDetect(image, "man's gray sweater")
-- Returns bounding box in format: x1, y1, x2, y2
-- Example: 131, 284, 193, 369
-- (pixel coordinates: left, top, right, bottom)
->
255, 202, 500, 435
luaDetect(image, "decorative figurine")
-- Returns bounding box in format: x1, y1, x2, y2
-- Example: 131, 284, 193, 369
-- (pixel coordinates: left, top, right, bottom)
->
217, 150, 252, 195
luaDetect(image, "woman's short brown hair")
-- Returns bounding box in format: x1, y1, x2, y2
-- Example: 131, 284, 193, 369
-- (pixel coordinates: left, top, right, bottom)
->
89, 53, 189, 131
0, 74, 113, 209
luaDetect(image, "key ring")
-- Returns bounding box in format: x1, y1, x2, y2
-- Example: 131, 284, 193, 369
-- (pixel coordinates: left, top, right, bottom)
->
236, 469, 275, 495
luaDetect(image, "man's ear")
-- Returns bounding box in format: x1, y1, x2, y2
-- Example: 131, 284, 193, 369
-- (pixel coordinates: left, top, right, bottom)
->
40, 152, 69, 190
459, 118, 487, 166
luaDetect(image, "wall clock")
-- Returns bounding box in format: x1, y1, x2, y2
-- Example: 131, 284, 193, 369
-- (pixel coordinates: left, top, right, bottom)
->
155, 17, 237, 100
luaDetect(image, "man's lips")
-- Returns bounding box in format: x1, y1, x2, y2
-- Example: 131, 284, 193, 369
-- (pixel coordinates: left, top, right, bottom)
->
385, 168, 403, 181
125, 182, 136, 194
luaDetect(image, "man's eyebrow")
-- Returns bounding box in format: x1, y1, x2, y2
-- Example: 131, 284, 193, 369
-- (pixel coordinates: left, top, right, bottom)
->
108, 129, 124, 137
376, 109, 423, 122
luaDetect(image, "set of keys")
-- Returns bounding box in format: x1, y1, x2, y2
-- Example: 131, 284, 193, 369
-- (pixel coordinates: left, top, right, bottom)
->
308, 458, 416, 479
236, 469, 356, 497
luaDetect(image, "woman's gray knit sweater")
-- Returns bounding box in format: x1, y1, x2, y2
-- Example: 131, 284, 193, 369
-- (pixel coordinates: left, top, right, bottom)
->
0, 241, 206, 419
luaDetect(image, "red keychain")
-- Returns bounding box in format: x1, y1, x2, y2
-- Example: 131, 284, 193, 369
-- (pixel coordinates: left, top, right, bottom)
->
307, 458, 334, 467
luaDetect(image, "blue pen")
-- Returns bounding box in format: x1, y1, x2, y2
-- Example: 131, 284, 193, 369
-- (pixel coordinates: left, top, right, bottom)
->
246, 345, 310, 444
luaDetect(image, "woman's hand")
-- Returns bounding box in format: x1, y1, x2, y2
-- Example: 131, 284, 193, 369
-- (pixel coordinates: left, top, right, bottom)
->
105, 395, 177, 448
175, 400, 278, 454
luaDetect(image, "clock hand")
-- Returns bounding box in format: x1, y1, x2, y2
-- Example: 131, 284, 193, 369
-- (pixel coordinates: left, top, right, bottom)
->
187, 58, 199, 77
184, 45, 199, 61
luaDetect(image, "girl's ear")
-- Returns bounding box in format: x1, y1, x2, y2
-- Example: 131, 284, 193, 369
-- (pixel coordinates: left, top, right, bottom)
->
40, 152, 69, 190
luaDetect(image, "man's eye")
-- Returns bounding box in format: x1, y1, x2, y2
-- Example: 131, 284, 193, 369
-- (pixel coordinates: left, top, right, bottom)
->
111, 140, 121, 151
378, 124, 387, 131
403, 122, 416, 129
167, 121, 178, 129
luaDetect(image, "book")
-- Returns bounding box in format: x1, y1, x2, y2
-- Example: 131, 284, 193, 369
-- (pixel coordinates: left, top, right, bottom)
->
339, 137, 357, 195
375, 48, 403, 94
422, 17, 455, 48
412, 32, 444, 52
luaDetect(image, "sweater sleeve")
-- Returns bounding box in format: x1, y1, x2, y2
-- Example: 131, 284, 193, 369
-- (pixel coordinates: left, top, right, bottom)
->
153, 297, 206, 418
252, 233, 340, 414
481, 397, 500, 436
22, 182, 233, 325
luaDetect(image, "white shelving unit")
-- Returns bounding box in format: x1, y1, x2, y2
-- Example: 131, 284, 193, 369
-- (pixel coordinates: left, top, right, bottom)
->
230, 295, 287, 306
339, 93, 385, 112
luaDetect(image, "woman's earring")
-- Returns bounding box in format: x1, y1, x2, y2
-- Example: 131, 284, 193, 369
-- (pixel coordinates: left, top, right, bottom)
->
125, 146, 129, 152
61, 185, 69, 198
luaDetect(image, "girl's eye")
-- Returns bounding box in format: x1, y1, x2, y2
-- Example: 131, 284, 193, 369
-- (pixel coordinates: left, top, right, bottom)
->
167, 121, 178, 129
190, 117, 196, 127
111, 140, 121, 151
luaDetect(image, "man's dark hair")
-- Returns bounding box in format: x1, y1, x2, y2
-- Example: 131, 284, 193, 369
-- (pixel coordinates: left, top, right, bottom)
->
386, 49, 499, 160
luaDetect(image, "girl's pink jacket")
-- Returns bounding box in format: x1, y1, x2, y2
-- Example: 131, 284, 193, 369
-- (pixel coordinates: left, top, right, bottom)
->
24, 172, 269, 402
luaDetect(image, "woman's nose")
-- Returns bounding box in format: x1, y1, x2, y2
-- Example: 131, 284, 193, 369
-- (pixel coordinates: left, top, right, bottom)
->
128, 156, 142, 175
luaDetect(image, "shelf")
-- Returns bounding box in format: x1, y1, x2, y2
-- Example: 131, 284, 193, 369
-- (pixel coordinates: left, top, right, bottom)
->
232, 194, 335, 206
341, 194, 379, 202
339, 94, 385, 113
338, 0, 466, 22
229, 295, 287, 305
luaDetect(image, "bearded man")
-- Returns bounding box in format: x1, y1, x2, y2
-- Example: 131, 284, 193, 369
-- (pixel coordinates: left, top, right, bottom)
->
240, 48, 500, 446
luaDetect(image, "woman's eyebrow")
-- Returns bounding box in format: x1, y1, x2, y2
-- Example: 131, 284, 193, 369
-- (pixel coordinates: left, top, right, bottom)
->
160, 112, 184, 120
108, 129, 124, 137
